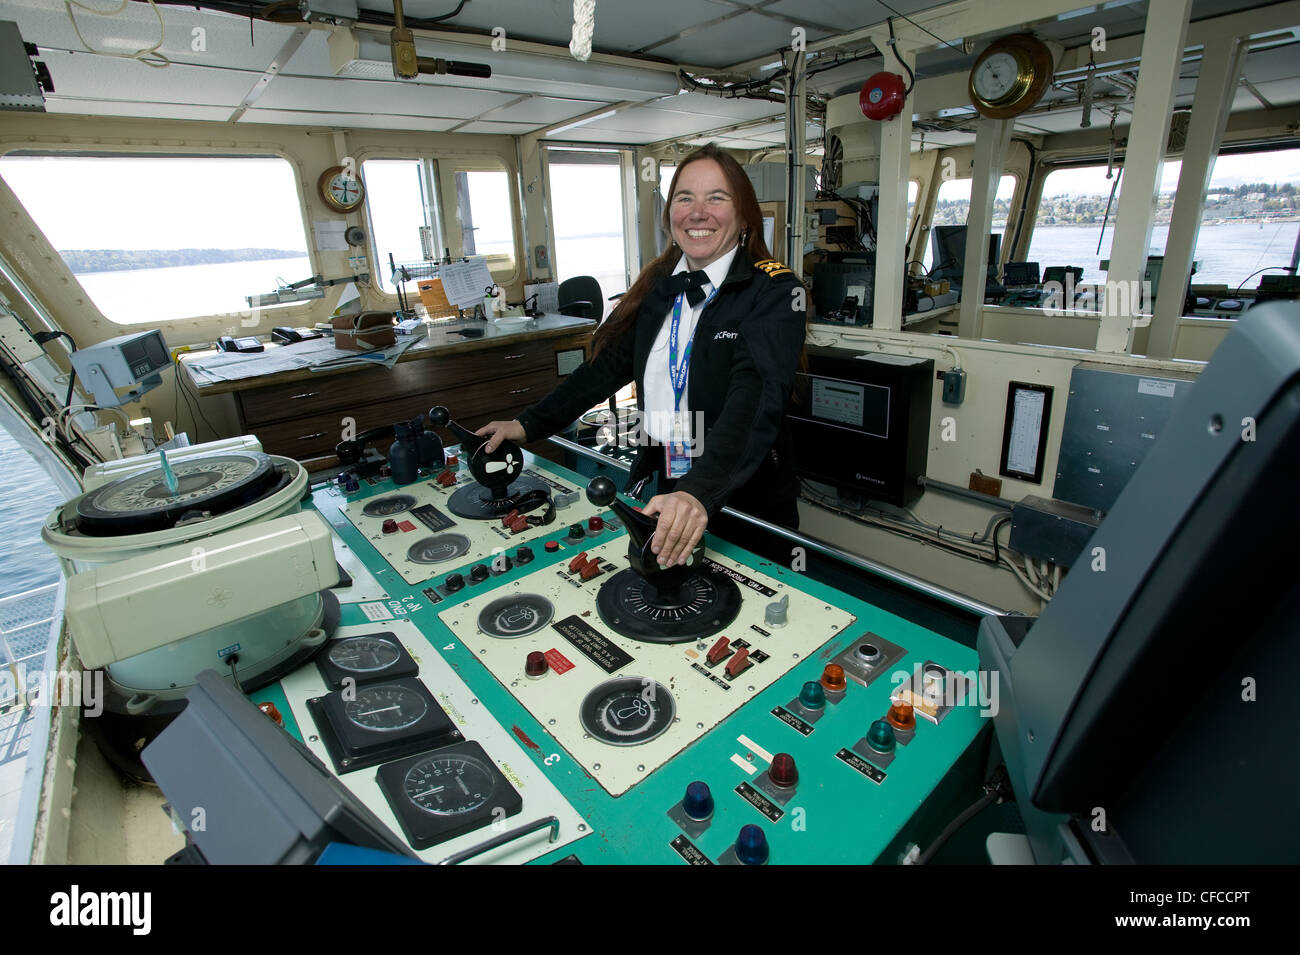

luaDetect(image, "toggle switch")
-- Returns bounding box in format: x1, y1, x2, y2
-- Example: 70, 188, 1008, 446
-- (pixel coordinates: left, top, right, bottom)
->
706, 636, 731, 665
579, 557, 603, 580
724, 647, 751, 678
568, 551, 589, 574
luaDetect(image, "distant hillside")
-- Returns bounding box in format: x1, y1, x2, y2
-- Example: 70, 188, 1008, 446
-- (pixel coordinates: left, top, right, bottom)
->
59, 248, 307, 274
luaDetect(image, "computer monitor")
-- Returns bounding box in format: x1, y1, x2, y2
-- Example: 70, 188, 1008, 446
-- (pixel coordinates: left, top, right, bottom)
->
1002, 261, 1041, 287
811, 253, 875, 325
141, 670, 416, 864
929, 226, 1000, 286
979, 301, 1300, 864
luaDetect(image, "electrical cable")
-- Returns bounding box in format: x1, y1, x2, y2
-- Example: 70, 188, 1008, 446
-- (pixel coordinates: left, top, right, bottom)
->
65, 0, 171, 68
915, 766, 1012, 864
873, 0, 967, 57
1233, 265, 1291, 296
885, 18, 915, 95
32, 330, 79, 410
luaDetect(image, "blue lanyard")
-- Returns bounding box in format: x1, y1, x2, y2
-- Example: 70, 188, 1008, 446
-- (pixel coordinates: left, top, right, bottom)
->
668, 286, 717, 411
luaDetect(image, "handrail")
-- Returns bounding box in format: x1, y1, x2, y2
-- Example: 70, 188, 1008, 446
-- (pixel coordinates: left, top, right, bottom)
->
543, 434, 1006, 619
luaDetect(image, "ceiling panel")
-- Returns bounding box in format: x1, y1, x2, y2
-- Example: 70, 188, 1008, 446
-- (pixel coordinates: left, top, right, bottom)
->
257, 75, 516, 118
237, 109, 459, 131
646, 11, 827, 68
43, 101, 237, 123
642, 91, 786, 122
454, 120, 545, 134
479, 96, 608, 122
38, 50, 254, 106
7, 0, 297, 72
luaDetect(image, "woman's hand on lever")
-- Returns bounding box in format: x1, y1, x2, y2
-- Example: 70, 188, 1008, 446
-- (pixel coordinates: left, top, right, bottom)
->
475, 419, 527, 453
643, 491, 708, 568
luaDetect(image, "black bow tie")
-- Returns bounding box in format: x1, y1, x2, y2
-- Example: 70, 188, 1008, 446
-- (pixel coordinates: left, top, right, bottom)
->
658, 269, 711, 307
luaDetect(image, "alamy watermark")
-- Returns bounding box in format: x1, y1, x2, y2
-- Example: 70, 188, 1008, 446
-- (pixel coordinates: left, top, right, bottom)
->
1041, 273, 1154, 325
10, 669, 104, 717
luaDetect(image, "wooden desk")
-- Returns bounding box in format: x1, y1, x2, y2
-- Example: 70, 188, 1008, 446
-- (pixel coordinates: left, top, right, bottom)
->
180, 315, 595, 466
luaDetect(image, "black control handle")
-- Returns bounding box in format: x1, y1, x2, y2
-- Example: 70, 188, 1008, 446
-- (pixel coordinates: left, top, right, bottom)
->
429, 405, 523, 499
587, 476, 697, 583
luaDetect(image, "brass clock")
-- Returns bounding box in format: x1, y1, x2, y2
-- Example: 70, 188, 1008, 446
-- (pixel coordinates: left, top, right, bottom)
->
968, 34, 1054, 119
317, 165, 366, 213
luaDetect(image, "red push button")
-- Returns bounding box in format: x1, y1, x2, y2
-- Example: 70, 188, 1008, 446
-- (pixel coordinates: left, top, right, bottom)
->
588, 515, 604, 532
544, 540, 560, 553
525, 651, 548, 678
769, 752, 798, 788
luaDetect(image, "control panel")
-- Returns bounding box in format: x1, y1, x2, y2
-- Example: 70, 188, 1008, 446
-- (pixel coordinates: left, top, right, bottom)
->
259, 434, 985, 864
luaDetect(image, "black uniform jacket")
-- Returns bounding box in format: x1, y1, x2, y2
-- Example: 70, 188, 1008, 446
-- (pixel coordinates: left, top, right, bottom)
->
517, 248, 807, 526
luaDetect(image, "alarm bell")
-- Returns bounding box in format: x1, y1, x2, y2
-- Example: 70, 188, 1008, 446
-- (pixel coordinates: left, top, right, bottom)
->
859, 72, 907, 121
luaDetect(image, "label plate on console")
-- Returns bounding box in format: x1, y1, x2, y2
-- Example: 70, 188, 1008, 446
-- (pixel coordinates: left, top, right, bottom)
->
669, 835, 713, 865
771, 705, 814, 736
410, 504, 456, 532
735, 782, 785, 821
836, 747, 887, 783
552, 615, 634, 674
703, 558, 777, 597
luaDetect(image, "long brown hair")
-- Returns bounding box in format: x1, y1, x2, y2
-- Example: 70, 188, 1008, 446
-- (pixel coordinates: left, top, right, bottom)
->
592, 143, 774, 356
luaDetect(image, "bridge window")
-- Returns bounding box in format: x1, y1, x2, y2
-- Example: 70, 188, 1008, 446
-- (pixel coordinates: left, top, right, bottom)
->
0, 153, 309, 326
921, 175, 1017, 272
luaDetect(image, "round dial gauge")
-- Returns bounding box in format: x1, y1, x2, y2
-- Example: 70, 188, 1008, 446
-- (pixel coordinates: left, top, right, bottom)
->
968, 34, 1054, 119
403, 753, 496, 815
327, 636, 402, 673
318, 165, 366, 213
344, 684, 428, 732
75, 451, 277, 535
972, 51, 1026, 104
580, 677, 676, 746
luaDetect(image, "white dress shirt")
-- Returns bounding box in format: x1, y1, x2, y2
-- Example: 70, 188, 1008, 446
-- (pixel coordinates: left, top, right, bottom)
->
642, 245, 738, 443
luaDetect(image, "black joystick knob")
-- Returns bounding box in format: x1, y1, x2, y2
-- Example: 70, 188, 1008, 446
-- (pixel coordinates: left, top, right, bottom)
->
586, 476, 617, 507
427, 406, 523, 499
469, 564, 490, 584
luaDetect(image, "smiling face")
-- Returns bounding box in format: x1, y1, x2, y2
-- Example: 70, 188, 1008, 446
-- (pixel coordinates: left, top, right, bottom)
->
669, 159, 745, 271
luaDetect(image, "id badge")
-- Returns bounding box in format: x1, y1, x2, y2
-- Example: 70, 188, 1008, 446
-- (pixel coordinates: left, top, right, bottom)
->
665, 411, 691, 478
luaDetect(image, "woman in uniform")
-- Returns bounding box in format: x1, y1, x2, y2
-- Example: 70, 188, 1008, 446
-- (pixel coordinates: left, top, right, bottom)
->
477, 143, 807, 569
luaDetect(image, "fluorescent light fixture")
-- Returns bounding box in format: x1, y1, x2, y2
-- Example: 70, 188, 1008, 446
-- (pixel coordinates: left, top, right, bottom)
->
546, 109, 618, 136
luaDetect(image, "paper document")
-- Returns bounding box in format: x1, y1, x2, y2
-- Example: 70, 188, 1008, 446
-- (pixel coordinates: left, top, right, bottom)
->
185, 336, 420, 384
525, 281, 560, 315
313, 220, 349, 251
439, 257, 495, 308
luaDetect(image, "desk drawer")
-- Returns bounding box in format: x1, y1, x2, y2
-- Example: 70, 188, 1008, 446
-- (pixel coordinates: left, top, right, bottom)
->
251, 374, 557, 460
237, 335, 588, 427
